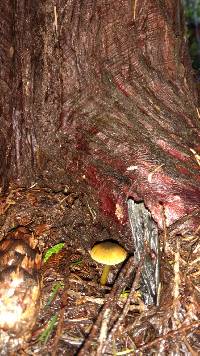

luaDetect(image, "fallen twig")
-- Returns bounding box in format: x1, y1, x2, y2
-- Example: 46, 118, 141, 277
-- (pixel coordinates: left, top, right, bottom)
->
101, 257, 144, 354
77, 256, 135, 356
135, 321, 200, 353
96, 308, 111, 355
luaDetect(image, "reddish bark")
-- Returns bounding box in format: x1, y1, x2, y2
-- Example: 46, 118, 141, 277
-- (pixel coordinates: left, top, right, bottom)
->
0, 0, 200, 234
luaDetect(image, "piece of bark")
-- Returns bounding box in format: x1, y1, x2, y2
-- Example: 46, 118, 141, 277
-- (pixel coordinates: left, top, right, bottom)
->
127, 199, 160, 305
0, 227, 41, 354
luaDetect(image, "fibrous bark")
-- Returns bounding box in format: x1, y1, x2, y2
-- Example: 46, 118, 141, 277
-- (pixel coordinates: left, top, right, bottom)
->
0, 0, 200, 236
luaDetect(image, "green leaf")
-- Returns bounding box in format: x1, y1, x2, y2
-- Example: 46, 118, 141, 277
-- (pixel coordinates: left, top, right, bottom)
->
43, 243, 65, 263
38, 314, 58, 344
120, 289, 130, 299
46, 282, 64, 307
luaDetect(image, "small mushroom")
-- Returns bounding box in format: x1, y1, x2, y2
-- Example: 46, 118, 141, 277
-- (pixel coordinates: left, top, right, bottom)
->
90, 241, 127, 285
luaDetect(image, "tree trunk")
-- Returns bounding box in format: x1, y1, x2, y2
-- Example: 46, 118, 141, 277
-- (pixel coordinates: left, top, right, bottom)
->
0, 1, 200, 354
1, 1, 200, 235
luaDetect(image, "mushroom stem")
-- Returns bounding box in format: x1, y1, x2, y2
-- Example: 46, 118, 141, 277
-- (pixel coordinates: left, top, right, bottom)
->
100, 265, 110, 285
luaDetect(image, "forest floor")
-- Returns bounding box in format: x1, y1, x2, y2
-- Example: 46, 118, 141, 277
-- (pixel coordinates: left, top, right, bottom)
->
0, 187, 199, 355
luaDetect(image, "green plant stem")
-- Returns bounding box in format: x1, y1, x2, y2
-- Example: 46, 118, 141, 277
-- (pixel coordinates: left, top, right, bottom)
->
100, 265, 110, 285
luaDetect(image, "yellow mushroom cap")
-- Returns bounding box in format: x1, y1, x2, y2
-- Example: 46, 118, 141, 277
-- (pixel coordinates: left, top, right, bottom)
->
90, 241, 127, 265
